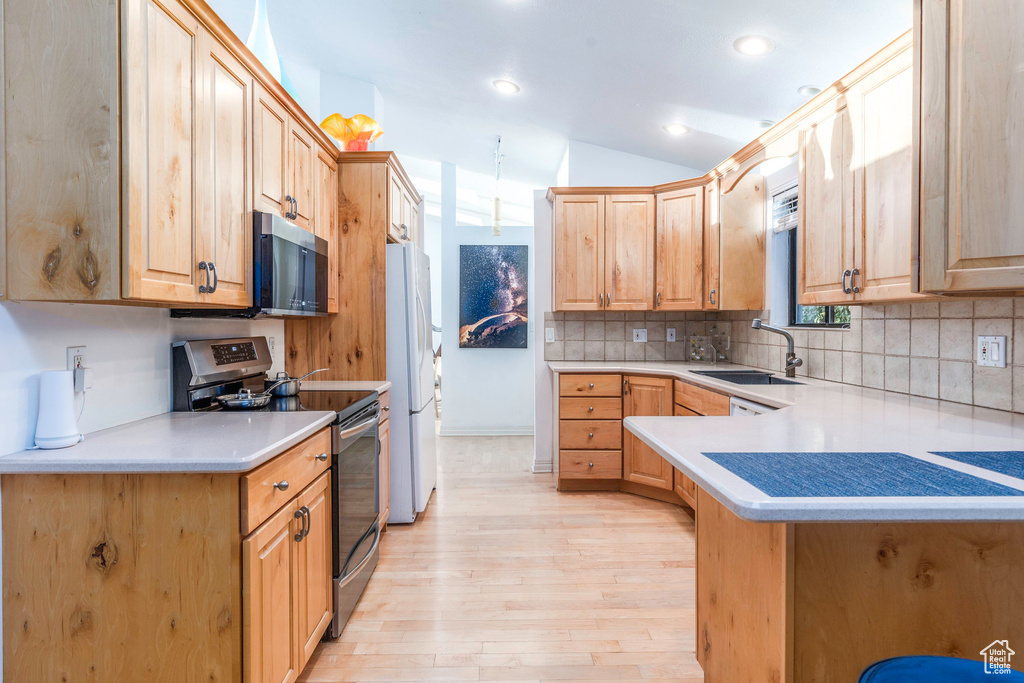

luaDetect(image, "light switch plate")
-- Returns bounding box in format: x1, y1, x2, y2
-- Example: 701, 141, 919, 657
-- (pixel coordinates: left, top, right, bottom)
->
977, 335, 1007, 368
666, 327, 676, 342
632, 328, 648, 343
545, 327, 555, 343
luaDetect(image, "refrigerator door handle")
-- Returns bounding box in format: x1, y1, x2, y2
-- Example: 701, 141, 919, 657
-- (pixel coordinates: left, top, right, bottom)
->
415, 290, 429, 376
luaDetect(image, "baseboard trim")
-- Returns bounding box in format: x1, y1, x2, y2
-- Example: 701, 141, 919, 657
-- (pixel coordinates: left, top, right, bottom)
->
531, 460, 553, 474
438, 427, 535, 437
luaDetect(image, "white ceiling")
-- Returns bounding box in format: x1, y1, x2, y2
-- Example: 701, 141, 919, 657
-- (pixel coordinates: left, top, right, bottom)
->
209, 0, 912, 186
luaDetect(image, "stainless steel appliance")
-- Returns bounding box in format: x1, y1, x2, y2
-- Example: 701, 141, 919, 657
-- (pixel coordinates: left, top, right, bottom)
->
171, 337, 382, 637
170, 211, 328, 319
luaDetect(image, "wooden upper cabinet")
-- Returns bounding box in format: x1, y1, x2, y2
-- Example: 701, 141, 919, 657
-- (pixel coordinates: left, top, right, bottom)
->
197, 34, 252, 307
917, 0, 1024, 292
622, 375, 674, 490
554, 195, 605, 311
122, 0, 202, 304
389, 171, 405, 241
315, 146, 339, 313
655, 187, 704, 310
798, 102, 854, 306
253, 83, 289, 218
288, 122, 315, 229
243, 499, 301, 683
851, 53, 918, 302
718, 171, 766, 310
605, 195, 655, 310
295, 472, 333, 666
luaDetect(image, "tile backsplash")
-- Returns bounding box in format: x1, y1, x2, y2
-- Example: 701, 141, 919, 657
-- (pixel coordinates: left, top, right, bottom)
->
544, 299, 1024, 413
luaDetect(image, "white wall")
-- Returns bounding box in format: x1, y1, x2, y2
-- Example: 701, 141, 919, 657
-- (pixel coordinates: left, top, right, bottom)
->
532, 191, 554, 472
566, 140, 703, 186
439, 226, 535, 436
0, 302, 285, 456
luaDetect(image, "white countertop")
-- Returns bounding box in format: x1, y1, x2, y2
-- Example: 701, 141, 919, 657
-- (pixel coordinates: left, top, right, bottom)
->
549, 361, 1024, 522
0, 411, 337, 474
302, 380, 392, 394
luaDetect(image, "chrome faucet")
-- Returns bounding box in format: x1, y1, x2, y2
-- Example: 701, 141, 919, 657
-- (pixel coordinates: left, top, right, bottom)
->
751, 318, 803, 377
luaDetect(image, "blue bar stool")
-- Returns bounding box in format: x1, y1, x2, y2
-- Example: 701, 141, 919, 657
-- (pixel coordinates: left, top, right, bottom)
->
859, 655, 1023, 681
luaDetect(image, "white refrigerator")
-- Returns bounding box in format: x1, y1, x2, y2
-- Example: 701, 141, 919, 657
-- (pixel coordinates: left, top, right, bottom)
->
386, 243, 438, 523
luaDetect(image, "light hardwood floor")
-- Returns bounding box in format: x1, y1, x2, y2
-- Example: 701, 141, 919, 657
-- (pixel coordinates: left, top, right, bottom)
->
299, 431, 701, 682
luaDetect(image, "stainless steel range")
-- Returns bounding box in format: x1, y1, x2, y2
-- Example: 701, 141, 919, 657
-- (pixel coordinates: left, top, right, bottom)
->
172, 336, 382, 638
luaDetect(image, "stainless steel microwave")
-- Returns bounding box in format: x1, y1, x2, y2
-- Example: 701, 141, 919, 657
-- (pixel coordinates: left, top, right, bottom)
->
171, 211, 328, 319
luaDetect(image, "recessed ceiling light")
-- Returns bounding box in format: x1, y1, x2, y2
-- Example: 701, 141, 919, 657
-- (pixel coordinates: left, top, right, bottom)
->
733, 35, 775, 56
663, 123, 690, 136
756, 120, 775, 129
493, 79, 520, 94
798, 85, 821, 97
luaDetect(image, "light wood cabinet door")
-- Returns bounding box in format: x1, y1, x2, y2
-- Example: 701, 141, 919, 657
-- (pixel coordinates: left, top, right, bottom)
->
197, 33, 252, 307
315, 146, 339, 313
379, 418, 391, 526
288, 122, 315, 229
389, 171, 405, 241
243, 500, 300, 683
655, 187, 704, 310
410, 201, 421, 246
401, 190, 415, 242
917, 0, 1024, 292
253, 83, 288, 218
798, 103, 855, 305
295, 472, 333, 667
622, 375, 673, 490
122, 0, 202, 304
554, 195, 606, 310
605, 195, 655, 311
718, 172, 766, 311
850, 52, 918, 303
674, 468, 697, 508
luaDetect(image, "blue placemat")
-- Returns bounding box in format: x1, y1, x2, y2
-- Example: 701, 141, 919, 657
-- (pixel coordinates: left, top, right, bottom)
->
930, 451, 1024, 481
701, 452, 1024, 497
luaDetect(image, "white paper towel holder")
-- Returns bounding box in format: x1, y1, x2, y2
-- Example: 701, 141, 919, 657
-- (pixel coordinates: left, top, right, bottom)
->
35, 370, 84, 449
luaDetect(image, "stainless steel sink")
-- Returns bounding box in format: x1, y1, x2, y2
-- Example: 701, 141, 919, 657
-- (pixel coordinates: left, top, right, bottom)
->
691, 370, 803, 386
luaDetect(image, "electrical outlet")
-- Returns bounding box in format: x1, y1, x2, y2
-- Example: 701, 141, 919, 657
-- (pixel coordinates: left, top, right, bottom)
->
66, 346, 87, 371
545, 327, 555, 343
977, 335, 1007, 368
666, 327, 676, 342
268, 336, 276, 354
632, 328, 648, 343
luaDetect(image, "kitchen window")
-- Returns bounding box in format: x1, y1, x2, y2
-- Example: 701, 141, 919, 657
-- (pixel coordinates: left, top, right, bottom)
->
772, 185, 850, 329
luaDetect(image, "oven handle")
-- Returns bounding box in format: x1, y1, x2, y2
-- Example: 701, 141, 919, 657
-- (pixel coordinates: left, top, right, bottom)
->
339, 522, 381, 587
337, 415, 378, 441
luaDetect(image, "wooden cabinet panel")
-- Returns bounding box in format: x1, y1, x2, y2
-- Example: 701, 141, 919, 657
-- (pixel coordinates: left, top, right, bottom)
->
622, 375, 673, 490
798, 103, 855, 306
295, 472, 332, 666
197, 34, 252, 307
655, 187, 704, 310
379, 418, 391, 526
559, 450, 622, 479
253, 83, 288, 217
674, 468, 697, 508
917, 0, 1024, 292
288, 122, 315, 229
718, 171, 766, 310
401, 190, 415, 242
123, 0, 202, 304
315, 146, 339, 313
605, 195, 655, 310
554, 195, 605, 310
241, 429, 332, 535
559, 420, 622, 450
674, 380, 730, 416
243, 499, 300, 683
559, 397, 622, 420
558, 374, 623, 397
389, 171, 405, 241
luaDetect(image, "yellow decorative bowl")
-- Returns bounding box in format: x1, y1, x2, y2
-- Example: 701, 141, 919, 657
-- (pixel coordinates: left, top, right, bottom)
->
320, 113, 383, 151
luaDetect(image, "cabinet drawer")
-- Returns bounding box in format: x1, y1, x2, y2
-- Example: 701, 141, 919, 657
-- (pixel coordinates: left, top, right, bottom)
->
674, 404, 700, 417
559, 397, 622, 420
559, 420, 622, 450
241, 428, 332, 535
559, 374, 623, 397
674, 381, 730, 416
560, 450, 622, 479
379, 390, 391, 423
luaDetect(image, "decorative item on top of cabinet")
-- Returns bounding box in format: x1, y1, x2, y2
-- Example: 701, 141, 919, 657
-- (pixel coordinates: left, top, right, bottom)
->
717, 169, 766, 311
622, 375, 674, 490
916, 1, 1024, 293
655, 186, 704, 310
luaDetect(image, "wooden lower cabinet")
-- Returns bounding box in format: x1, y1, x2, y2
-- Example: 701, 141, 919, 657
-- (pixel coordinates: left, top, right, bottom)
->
673, 468, 697, 507
295, 473, 333, 665
622, 375, 674, 490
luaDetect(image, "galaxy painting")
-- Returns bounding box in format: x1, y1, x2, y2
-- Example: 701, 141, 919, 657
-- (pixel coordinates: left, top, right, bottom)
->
459, 245, 529, 349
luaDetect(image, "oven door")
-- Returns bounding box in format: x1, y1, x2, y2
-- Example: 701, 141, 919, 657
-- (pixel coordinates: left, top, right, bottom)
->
330, 402, 381, 637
